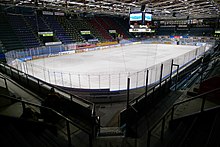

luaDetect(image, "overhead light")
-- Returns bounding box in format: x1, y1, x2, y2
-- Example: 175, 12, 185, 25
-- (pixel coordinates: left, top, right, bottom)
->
163, 9, 171, 13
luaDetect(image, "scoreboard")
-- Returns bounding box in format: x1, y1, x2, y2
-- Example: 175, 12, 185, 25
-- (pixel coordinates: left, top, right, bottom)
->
129, 11, 153, 32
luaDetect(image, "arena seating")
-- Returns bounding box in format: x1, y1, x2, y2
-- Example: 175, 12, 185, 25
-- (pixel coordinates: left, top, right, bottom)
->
56, 16, 85, 42
24, 15, 50, 32
99, 17, 129, 39
86, 17, 113, 41
8, 14, 41, 48
78, 18, 105, 42
95, 17, 111, 31
0, 13, 24, 51
112, 17, 134, 38
43, 15, 75, 44
24, 15, 60, 44
190, 27, 214, 36
157, 27, 176, 35
68, 18, 97, 41
157, 27, 214, 36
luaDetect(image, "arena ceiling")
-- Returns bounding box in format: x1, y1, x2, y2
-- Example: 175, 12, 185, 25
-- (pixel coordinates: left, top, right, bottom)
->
0, 0, 219, 19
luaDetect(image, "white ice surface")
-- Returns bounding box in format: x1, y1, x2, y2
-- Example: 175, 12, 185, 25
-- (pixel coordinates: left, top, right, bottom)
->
24, 44, 198, 90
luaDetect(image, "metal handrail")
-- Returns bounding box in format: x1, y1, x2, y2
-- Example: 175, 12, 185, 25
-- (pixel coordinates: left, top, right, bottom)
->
146, 50, 220, 147
148, 106, 173, 134
173, 87, 220, 107
147, 87, 220, 147
0, 76, 8, 89
0, 63, 95, 113
147, 73, 218, 137
0, 94, 93, 147
129, 78, 170, 104
0, 94, 90, 134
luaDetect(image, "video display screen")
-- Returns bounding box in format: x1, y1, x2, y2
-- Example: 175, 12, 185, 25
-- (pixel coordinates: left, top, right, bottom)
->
130, 13, 143, 21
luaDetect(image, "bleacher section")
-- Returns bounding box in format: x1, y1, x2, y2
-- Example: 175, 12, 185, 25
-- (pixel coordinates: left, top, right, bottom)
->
24, 15, 50, 32
112, 17, 134, 38
87, 17, 113, 41
0, 12, 134, 51
56, 16, 85, 42
23, 15, 55, 44
75, 18, 104, 41
68, 18, 97, 41
157, 27, 214, 36
190, 27, 214, 36
0, 13, 24, 51
0, 11, 135, 51
43, 15, 75, 44
99, 17, 129, 39
0, 41, 5, 62
157, 27, 176, 36
7, 14, 41, 48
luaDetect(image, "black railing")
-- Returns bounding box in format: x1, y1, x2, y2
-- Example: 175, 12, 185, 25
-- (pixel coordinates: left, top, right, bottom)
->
0, 94, 94, 147
134, 46, 219, 147
0, 63, 99, 147
0, 75, 8, 89
129, 60, 179, 105
147, 87, 220, 147
0, 62, 96, 114
1, 62, 93, 105
171, 87, 220, 120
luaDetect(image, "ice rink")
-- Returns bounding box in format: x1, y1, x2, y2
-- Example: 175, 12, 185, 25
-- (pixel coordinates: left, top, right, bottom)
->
23, 44, 201, 90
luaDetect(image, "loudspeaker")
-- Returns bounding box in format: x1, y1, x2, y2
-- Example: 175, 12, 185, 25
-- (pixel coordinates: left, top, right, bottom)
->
141, 4, 145, 11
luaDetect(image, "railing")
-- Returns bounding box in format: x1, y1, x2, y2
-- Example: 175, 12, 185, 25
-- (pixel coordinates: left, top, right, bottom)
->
129, 72, 171, 105
147, 87, 220, 147
146, 56, 220, 147
0, 62, 94, 109
171, 87, 220, 120
0, 76, 8, 89
119, 45, 213, 135
130, 46, 220, 147
0, 94, 95, 147
0, 63, 99, 145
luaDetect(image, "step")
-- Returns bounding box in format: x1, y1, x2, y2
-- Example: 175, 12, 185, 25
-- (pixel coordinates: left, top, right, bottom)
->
98, 127, 124, 137
3, 123, 31, 147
